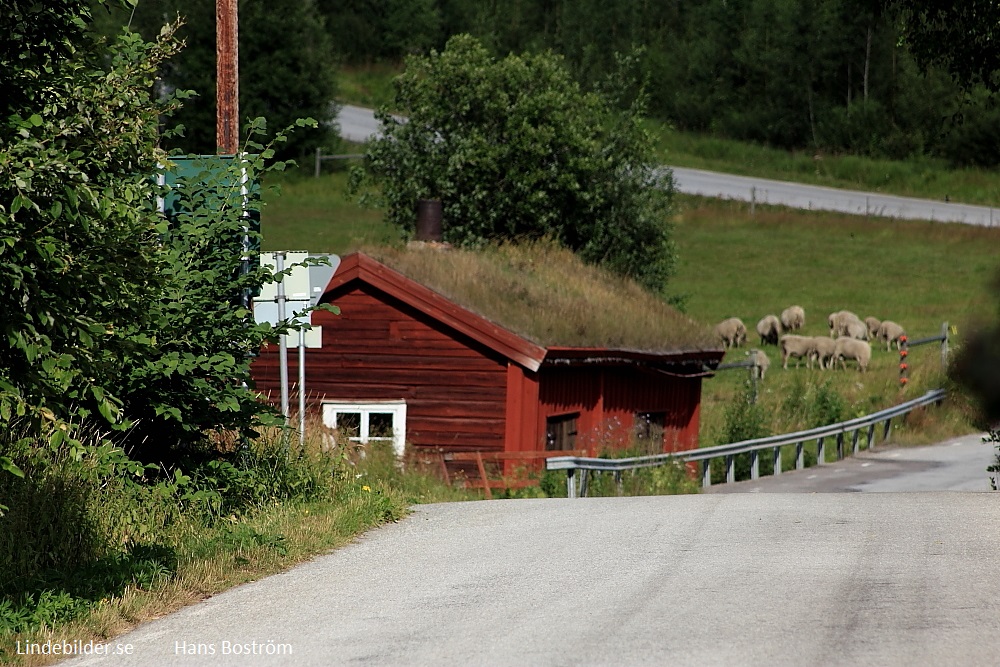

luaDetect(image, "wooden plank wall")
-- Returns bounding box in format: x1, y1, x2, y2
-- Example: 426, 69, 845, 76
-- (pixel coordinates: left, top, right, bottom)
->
252, 284, 510, 452
537, 367, 703, 453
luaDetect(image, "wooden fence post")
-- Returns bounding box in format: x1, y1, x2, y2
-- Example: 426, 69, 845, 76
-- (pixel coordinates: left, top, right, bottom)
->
941, 321, 949, 370
898, 334, 909, 388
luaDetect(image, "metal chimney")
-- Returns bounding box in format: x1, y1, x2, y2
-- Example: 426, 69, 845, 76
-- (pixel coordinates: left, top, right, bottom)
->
415, 199, 443, 242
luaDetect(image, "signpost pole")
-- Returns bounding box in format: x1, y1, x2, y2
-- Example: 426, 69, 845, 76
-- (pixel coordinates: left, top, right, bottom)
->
275, 252, 290, 425
298, 328, 306, 444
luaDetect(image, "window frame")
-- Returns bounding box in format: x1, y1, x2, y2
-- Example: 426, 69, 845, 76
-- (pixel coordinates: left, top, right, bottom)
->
322, 400, 407, 456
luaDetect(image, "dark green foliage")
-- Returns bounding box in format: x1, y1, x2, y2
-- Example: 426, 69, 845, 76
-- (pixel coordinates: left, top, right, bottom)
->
781, 377, 846, 429
94, 0, 340, 159
0, 7, 179, 438
353, 35, 678, 295
712, 386, 772, 482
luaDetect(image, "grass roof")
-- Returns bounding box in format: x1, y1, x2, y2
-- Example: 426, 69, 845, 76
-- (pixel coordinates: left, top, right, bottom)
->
360, 241, 720, 354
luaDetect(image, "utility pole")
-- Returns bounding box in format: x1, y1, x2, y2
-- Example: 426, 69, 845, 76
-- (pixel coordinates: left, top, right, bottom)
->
216, 0, 239, 154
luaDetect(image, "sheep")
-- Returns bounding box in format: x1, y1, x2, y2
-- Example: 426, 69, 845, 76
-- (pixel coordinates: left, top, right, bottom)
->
843, 318, 868, 340
779, 334, 816, 369
747, 348, 770, 379
780, 305, 805, 331
864, 316, 881, 341
810, 336, 837, 370
834, 337, 871, 372
756, 314, 782, 346
828, 310, 866, 338
877, 320, 906, 351
714, 317, 747, 348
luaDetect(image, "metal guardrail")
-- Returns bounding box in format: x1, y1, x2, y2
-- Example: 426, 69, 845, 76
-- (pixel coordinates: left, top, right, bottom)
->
546, 389, 946, 498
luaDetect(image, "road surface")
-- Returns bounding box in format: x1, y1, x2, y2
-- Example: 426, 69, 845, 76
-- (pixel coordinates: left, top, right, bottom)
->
338, 104, 1000, 226
703, 432, 997, 494
64, 491, 1000, 667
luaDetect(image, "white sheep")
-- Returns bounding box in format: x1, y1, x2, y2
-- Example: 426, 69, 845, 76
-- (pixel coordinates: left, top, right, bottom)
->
714, 317, 747, 349
780, 305, 805, 331
834, 337, 871, 372
747, 348, 770, 379
864, 316, 881, 341
877, 320, 906, 351
828, 310, 866, 338
810, 336, 837, 370
779, 334, 816, 369
843, 318, 868, 340
756, 314, 782, 346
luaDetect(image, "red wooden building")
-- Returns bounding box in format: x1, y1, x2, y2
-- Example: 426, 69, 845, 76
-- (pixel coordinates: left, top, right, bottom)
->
252, 245, 724, 463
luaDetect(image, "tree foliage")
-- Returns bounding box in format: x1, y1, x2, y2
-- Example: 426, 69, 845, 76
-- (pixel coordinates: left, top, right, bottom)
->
1, 1, 323, 463
1, 2, 175, 437
92, 0, 340, 159
353, 35, 677, 296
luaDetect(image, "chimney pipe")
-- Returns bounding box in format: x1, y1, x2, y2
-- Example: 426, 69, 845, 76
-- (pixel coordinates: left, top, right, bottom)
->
415, 199, 443, 242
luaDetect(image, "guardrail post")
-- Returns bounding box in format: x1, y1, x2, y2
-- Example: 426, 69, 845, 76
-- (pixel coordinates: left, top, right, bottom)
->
702, 461, 712, 488
314, 147, 321, 178
866, 424, 875, 450
795, 441, 804, 470
566, 469, 577, 499
817, 437, 825, 465
882, 418, 892, 443
580, 470, 590, 499
852, 429, 861, 455
773, 447, 782, 475
726, 455, 735, 484
614, 470, 623, 496
751, 450, 759, 480
836, 432, 844, 460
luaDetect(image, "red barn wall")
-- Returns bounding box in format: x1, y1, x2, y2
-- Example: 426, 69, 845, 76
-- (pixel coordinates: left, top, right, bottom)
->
537, 367, 703, 453
252, 283, 510, 453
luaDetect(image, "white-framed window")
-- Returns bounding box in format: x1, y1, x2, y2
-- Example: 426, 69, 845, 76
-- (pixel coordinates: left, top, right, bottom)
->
322, 400, 407, 456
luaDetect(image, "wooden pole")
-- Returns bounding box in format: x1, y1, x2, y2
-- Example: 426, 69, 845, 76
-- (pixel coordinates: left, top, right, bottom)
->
216, 0, 239, 155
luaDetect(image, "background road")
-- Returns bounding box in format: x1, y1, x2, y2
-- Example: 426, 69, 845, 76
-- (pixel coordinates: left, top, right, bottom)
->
338, 104, 1000, 226
67, 491, 1000, 667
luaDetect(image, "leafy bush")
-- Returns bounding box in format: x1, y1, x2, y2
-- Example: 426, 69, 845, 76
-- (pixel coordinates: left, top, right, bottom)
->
712, 386, 772, 483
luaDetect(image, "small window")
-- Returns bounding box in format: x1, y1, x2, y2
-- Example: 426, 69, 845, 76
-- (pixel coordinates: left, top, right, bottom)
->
546, 413, 579, 451
322, 401, 407, 456
634, 412, 666, 443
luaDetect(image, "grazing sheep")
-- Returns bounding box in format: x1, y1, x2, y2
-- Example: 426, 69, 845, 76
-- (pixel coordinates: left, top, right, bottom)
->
756, 314, 782, 346
810, 336, 837, 370
834, 337, 871, 372
877, 320, 906, 351
747, 348, 770, 379
843, 318, 868, 340
780, 305, 806, 331
864, 316, 881, 341
826, 310, 868, 338
779, 334, 816, 369
714, 317, 747, 348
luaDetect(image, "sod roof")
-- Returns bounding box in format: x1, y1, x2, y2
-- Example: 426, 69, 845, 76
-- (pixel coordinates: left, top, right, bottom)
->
359, 241, 720, 355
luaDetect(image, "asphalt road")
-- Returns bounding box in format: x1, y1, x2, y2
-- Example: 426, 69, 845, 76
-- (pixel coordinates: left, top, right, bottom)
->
703, 432, 997, 494
64, 492, 1000, 667
338, 104, 1000, 226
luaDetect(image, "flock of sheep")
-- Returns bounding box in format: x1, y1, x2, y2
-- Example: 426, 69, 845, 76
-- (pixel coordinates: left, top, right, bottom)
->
713, 307, 907, 377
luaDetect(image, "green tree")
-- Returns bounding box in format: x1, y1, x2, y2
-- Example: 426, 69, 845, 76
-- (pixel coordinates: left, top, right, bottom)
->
352, 35, 678, 296
1, 1, 323, 462
0, 1, 175, 437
